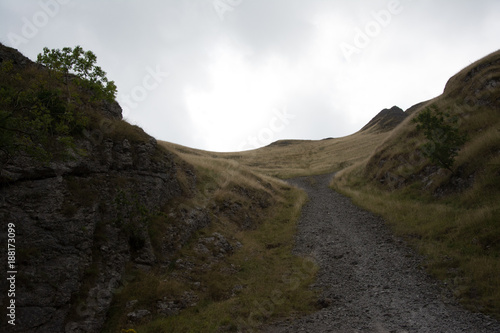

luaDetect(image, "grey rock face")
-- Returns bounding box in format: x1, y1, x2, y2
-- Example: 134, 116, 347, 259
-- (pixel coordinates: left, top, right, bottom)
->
0, 43, 212, 333
0, 129, 207, 333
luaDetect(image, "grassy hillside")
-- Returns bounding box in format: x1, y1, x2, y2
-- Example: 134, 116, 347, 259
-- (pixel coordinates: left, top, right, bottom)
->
333, 49, 500, 317
167, 48, 500, 320
113, 142, 319, 333
161, 128, 389, 179
104, 158, 320, 332
116, 48, 500, 328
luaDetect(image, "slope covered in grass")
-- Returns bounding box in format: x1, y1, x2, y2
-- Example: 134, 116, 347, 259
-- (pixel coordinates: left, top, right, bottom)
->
162, 129, 390, 179
99, 141, 320, 333
333, 49, 500, 317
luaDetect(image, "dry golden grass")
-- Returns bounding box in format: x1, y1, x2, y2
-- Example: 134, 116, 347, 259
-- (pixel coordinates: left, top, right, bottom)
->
161, 129, 389, 179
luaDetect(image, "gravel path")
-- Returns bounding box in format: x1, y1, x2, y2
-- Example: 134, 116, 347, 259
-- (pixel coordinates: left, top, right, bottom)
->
262, 173, 500, 333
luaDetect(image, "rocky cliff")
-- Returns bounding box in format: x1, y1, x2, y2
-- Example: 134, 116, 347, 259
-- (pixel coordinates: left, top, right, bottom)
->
0, 45, 210, 333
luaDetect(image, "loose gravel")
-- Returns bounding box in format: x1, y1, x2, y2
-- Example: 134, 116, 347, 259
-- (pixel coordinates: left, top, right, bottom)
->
261, 173, 500, 333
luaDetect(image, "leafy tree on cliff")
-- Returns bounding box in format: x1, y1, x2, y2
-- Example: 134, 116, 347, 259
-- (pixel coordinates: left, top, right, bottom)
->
0, 46, 116, 172
36, 46, 117, 102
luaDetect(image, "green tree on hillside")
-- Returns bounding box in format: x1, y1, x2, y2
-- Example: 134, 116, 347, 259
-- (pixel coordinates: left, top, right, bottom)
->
1, 46, 116, 172
36, 46, 117, 102
412, 105, 467, 170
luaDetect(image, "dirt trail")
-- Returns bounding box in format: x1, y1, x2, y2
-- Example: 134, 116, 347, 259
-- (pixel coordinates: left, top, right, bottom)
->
262, 173, 500, 333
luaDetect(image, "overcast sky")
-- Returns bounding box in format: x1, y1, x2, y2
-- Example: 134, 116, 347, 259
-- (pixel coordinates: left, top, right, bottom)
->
1, 0, 499, 151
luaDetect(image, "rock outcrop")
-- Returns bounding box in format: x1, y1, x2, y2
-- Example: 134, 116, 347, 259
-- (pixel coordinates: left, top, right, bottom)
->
0, 45, 208, 333
360, 106, 407, 132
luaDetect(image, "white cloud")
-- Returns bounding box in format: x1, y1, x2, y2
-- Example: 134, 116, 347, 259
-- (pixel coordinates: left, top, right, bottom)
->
1, 0, 499, 151
184, 43, 293, 151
